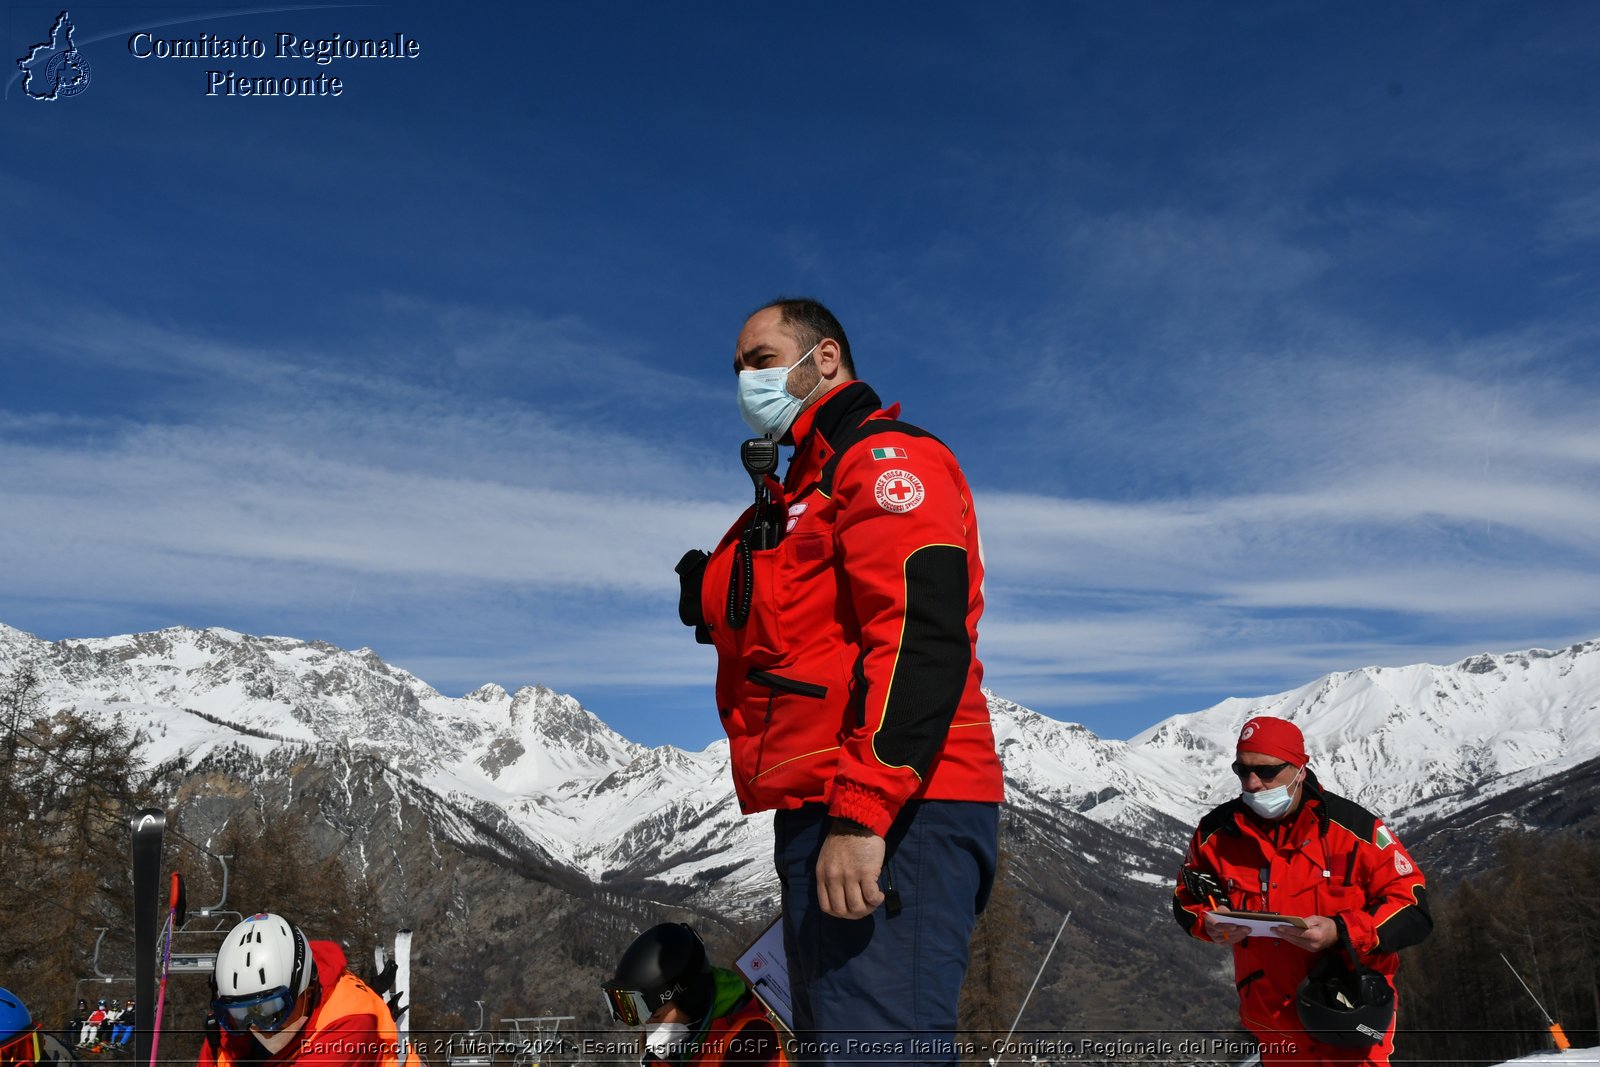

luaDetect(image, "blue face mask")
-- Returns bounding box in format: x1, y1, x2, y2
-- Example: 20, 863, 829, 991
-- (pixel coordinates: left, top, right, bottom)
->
1241, 770, 1303, 820
737, 344, 821, 439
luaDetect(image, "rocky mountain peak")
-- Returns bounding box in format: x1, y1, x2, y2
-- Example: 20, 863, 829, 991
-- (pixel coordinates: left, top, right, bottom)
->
5, 619, 1600, 915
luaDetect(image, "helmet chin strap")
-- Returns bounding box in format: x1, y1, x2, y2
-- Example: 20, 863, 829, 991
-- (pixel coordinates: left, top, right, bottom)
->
251, 1014, 307, 1055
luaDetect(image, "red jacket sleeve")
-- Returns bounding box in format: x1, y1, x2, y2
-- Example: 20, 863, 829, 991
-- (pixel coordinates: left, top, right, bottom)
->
1338, 819, 1431, 958
826, 432, 975, 835
1172, 828, 1218, 942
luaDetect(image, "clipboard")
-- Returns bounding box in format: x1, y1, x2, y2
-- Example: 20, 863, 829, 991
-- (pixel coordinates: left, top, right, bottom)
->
1208, 908, 1309, 937
734, 916, 794, 1034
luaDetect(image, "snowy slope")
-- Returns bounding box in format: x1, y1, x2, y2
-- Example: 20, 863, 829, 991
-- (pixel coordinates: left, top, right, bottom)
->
5, 621, 1600, 906
1128, 642, 1600, 828
990, 639, 1600, 850
0, 621, 767, 895
1496, 1046, 1600, 1065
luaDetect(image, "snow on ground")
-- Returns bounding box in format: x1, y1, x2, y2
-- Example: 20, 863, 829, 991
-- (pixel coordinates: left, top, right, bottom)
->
1496, 1045, 1600, 1066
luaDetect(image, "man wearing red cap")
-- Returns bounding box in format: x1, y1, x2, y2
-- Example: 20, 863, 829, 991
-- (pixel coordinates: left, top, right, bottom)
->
1173, 716, 1431, 1065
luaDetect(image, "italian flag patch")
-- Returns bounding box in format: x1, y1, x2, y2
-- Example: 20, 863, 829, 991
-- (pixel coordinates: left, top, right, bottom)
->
870, 446, 907, 460
1374, 822, 1395, 849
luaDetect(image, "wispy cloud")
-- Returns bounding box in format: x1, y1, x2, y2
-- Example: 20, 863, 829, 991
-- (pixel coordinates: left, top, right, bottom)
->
0, 305, 746, 739
7, 297, 1599, 744
969, 333, 1600, 730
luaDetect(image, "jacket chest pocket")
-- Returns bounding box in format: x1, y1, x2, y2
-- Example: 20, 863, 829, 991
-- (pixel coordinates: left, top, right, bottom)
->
781, 532, 834, 582
725, 545, 789, 661
1314, 842, 1370, 916
1267, 846, 1366, 918
708, 523, 837, 661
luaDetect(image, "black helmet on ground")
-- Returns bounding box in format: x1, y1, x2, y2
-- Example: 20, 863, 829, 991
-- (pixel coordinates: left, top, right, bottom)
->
1295, 949, 1395, 1048
602, 923, 713, 1027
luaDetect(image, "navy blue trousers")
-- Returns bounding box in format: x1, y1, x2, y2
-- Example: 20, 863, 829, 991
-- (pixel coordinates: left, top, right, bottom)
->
774, 801, 999, 1067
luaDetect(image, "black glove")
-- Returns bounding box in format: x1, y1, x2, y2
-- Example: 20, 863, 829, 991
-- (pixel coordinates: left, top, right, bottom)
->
675, 549, 712, 644
371, 958, 398, 997
1181, 867, 1231, 908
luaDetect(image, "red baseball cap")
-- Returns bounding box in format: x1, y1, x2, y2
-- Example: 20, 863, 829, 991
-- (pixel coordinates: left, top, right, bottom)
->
1236, 716, 1307, 767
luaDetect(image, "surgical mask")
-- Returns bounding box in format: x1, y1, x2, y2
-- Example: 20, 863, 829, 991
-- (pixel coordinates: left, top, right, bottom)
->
737, 344, 822, 439
641, 1021, 692, 1063
1241, 772, 1301, 820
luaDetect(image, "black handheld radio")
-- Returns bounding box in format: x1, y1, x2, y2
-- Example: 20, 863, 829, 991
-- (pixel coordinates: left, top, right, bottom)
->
740, 438, 781, 549
727, 438, 782, 629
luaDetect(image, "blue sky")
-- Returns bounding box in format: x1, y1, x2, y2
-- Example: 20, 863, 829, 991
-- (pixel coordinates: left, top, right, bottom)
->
4, 1, 1598, 748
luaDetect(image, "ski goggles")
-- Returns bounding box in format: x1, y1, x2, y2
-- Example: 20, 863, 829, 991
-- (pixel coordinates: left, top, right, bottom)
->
0, 1027, 41, 1067
600, 986, 655, 1028
212, 988, 302, 1034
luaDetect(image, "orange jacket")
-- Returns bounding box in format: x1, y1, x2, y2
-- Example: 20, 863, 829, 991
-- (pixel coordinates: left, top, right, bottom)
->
699, 382, 1004, 836
204, 942, 397, 1067
647, 995, 787, 1067
1173, 774, 1431, 1062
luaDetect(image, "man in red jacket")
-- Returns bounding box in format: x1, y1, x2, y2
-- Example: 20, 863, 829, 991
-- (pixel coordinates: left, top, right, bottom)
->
1173, 717, 1431, 1066
679, 298, 1005, 1065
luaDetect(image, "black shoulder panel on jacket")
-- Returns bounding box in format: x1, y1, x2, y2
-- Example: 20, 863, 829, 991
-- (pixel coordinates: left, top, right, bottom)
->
1318, 791, 1379, 843
819, 419, 945, 497
1197, 801, 1244, 844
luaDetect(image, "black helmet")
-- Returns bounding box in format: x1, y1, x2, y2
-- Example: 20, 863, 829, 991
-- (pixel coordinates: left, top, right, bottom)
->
602, 923, 713, 1027
1295, 950, 1395, 1048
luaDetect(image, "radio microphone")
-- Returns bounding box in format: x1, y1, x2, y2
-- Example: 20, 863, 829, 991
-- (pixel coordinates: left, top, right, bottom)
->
727, 437, 784, 629
740, 437, 781, 551
740, 437, 780, 488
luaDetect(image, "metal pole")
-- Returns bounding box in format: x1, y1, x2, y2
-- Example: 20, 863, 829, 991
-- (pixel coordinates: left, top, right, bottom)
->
990, 911, 1071, 1067
1500, 952, 1556, 1025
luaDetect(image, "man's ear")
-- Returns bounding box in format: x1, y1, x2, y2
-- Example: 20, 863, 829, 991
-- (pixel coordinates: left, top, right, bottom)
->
814, 338, 845, 379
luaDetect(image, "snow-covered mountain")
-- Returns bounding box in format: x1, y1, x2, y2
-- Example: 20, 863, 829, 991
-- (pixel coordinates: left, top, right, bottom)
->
4, 620, 1600, 913
0, 621, 774, 903
979, 642, 1600, 848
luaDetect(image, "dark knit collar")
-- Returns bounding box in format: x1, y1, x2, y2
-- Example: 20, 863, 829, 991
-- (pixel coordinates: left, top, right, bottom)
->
798, 380, 881, 454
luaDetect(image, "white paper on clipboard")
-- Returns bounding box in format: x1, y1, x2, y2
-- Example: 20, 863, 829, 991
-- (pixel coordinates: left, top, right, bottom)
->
1206, 909, 1308, 938
734, 916, 793, 1033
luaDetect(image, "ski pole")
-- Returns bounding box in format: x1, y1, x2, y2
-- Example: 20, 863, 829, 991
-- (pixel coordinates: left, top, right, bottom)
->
132, 809, 165, 1067
394, 929, 413, 1067
1499, 952, 1571, 1051
989, 911, 1071, 1067
150, 872, 185, 1067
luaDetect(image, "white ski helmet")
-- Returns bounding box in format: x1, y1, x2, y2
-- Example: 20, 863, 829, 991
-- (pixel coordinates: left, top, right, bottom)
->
212, 913, 315, 1034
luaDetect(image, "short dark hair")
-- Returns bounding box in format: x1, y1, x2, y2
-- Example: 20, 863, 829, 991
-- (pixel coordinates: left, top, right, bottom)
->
755, 297, 855, 377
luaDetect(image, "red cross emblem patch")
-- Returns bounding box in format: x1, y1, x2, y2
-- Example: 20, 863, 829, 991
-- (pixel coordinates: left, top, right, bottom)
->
874, 469, 925, 513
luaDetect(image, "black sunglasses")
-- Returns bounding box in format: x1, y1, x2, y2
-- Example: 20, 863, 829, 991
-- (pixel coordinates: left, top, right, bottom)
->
1231, 760, 1291, 781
